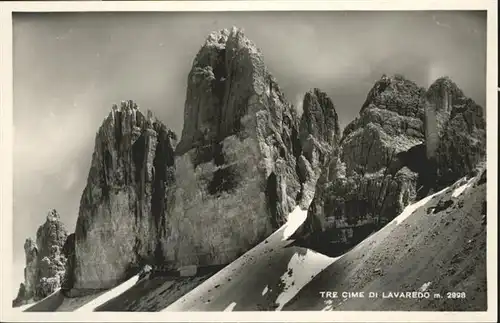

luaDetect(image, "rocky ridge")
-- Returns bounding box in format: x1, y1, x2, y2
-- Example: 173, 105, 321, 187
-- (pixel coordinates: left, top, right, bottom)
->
13, 210, 68, 306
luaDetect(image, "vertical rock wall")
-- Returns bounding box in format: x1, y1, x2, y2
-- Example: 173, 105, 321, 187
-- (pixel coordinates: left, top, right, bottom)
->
425, 77, 486, 187
73, 101, 177, 289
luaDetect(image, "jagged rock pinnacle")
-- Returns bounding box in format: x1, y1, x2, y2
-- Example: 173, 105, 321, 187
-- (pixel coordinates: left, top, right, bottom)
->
13, 210, 68, 306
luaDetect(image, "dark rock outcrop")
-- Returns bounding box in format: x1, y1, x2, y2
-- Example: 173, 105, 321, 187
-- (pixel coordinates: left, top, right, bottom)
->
13, 210, 68, 306
22, 238, 38, 300
61, 233, 75, 291
70, 27, 340, 290
12, 283, 27, 307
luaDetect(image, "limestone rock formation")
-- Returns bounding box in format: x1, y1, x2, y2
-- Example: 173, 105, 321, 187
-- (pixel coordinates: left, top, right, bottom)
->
36, 210, 68, 297
292, 75, 430, 255
72, 100, 177, 289
13, 209, 68, 306
292, 75, 486, 257
424, 77, 486, 188
297, 88, 340, 207
70, 27, 340, 290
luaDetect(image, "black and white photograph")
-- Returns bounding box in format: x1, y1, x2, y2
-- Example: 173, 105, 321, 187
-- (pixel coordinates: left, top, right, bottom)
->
0, 1, 497, 322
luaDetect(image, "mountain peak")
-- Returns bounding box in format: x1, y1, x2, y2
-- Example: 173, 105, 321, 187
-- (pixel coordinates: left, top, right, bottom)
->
203, 27, 244, 48
300, 88, 340, 147
360, 73, 426, 118
176, 27, 266, 154
428, 76, 461, 91
425, 76, 468, 109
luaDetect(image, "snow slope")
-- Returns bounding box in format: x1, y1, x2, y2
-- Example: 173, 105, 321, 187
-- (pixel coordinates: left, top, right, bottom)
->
21, 277, 141, 313
285, 174, 487, 311
161, 182, 458, 311
74, 275, 140, 312
163, 206, 342, 311
386, 186, 449, 227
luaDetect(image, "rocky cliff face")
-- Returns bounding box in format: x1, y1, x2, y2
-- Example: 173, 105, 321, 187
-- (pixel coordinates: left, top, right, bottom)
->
297, 89, 340, 206
70, 27, 340, 290
72, 100, 177, 289
292, 75, 486, 257
13, 210, 68, 306
425, 77, 486, 188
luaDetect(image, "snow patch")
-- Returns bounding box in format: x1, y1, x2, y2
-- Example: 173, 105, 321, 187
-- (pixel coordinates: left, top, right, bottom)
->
74, 275, 139, 312
282, 206, 308, 240
388, 186, 449, 227
223, 302, 237, 311
452, 180, 474, 198
274, 249, 340, 311
418, 281, 432, 292
261, 285, 269, 296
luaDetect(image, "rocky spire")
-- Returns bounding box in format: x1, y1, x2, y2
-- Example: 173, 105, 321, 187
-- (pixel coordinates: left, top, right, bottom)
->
72, 100, 177, 289
297, 88, 340, 207
13, 209, 68, 306
176, 27, 267, 155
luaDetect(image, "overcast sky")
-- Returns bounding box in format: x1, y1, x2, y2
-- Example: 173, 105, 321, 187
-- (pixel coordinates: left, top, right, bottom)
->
12, 11, 486, 294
